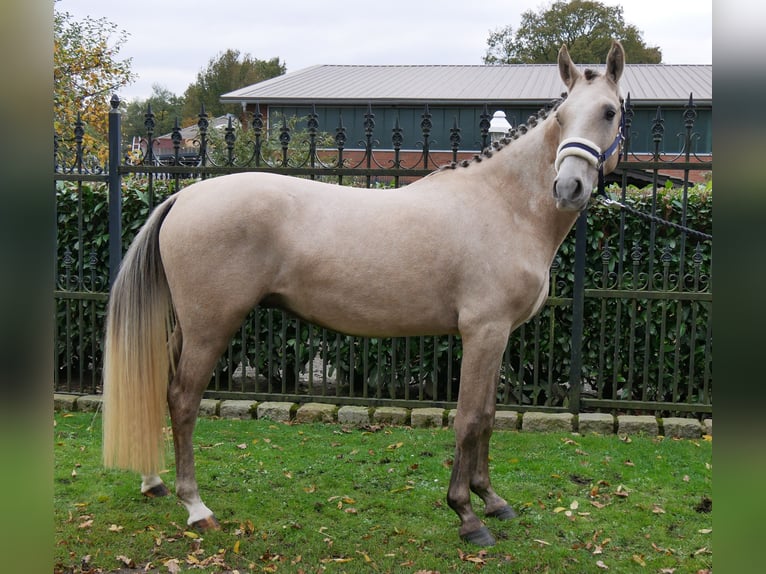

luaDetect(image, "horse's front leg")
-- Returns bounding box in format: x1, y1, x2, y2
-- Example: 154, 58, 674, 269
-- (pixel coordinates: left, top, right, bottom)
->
447, 319, 515, 546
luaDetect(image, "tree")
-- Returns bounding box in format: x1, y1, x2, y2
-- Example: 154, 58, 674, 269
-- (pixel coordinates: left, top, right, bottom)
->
123, 84, 185, 144
182, 50, 285, 121
483, 0, 661, 65
54, 5, 136, 164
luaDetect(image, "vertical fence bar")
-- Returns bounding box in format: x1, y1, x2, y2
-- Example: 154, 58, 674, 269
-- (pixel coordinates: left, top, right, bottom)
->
108, 94, 122, 287
568, 210, 588, 414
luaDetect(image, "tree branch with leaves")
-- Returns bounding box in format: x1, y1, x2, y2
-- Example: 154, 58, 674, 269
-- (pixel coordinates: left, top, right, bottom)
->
483, 0, 661, 65
54, 5, 136, 164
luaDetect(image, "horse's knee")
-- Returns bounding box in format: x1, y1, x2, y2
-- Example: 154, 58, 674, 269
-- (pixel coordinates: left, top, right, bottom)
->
447, 486, 468, 512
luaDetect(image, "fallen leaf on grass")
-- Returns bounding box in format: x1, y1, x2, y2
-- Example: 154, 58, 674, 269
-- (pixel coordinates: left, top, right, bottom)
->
116, 555, 136, 568
652, 504, 666, 514
659, 569, 676, 573
533, 539, 551, 546
387, 442, 404, 450
614, 485, 630, 498
652, 542, 675, 555
632, 554, 646, 566
164, 558, 181, 573
108, 524, 123, 532
390, 484, 414, 493
458, 548, 487, 564
596, 560, 609, 569
698, 528, 712, 534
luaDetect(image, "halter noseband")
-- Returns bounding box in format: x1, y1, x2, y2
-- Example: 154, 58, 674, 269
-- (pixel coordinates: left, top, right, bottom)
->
554, 106, 626, 197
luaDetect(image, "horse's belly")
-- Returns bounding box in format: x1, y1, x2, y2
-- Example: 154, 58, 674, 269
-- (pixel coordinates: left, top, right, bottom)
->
271, 287, 459, 338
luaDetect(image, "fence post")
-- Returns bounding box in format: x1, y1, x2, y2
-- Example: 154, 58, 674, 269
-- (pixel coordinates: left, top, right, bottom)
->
568, 209, 587, 414
108, 94, 122, 287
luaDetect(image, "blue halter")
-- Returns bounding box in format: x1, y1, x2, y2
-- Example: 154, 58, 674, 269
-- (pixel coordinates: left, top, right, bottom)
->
554, 107, 625, 197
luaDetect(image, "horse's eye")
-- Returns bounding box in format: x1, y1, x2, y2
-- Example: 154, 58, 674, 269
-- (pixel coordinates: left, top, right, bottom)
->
605, 108, 616, 121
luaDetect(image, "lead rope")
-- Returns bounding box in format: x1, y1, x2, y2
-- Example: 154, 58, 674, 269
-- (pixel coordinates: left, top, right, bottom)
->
595, 193, 713, 242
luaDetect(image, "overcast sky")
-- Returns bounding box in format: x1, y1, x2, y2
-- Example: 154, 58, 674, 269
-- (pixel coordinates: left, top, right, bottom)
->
56, 0, 712, 102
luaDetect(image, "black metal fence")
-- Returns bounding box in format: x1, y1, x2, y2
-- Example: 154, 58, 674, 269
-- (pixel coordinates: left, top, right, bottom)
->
54, 94, 712, 416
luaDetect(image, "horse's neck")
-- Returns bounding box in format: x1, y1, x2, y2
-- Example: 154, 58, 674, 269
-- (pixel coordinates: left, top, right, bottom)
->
493, 118, 580, 263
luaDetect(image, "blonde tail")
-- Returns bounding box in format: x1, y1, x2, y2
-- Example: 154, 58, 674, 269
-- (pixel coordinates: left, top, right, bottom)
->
103, 196, 177, 475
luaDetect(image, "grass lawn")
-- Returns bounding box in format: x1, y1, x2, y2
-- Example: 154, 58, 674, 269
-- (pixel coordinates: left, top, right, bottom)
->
54, 412, 712, 573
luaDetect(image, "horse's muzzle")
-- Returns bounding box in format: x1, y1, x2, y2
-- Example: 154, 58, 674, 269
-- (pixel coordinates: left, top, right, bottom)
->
553, 174, 590, 211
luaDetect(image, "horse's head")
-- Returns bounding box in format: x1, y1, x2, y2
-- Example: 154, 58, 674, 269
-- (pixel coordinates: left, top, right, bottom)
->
553, 40, 625, 211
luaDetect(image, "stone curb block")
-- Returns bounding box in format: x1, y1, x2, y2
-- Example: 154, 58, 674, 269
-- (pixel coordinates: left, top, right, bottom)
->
373, 407, 409, 426
495, 411, 520, 430
662, 417, 702, 439
411, 408, 445, 428
578, 413, 615, 435
76, 395, 103, 413
703, 418, 712, 436
257, 401, 296, 422
617, 415, 659, 435
219, 400, 256, 420
198, 399, 220, 417
521, 412, 574, 433
338, 406, 372, 427
54, 393, 79, 412
447, 409, 457, 428
295, 402, 338, 423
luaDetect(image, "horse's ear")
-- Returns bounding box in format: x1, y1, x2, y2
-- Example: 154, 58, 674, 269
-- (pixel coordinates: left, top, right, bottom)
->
558, 44, 580, 90
605, 40, 625, 84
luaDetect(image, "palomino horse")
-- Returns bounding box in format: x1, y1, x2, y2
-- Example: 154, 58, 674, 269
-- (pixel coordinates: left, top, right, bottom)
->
103, 41, 625, 546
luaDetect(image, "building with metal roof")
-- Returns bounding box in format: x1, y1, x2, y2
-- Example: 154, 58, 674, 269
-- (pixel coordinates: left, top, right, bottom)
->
220, 63, 711, 156
222, 64, 711, 105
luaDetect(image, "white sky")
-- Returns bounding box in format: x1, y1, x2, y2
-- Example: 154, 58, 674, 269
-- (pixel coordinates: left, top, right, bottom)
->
56, 0, 712, 101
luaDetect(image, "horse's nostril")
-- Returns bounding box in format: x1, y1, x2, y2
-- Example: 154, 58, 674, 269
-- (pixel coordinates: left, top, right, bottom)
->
571, 179, 583, 199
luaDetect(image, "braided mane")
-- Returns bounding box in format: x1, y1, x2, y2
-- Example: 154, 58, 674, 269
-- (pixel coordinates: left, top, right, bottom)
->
438, 94, 568, 171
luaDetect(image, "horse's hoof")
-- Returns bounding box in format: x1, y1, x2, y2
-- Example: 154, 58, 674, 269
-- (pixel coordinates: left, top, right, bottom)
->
190, 516, 221, 532
142, 484, 171, 498
460, 525, 496, 547
487, 504, 517, 521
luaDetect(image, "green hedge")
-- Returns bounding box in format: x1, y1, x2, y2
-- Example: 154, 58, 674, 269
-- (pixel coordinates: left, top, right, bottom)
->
55, 177, 712, 409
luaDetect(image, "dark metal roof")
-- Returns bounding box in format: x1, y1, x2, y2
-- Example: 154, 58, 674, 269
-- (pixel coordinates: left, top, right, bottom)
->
221, 64, 712, 106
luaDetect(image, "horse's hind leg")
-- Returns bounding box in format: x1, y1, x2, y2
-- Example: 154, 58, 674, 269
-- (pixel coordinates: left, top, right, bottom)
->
448, 319, 515, 546
167, 326, 230, 530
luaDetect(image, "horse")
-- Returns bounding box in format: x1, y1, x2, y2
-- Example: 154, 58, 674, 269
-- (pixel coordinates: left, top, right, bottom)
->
103, 41, 625, 547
